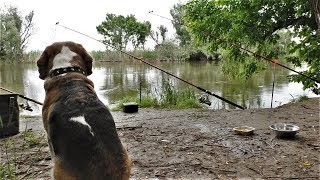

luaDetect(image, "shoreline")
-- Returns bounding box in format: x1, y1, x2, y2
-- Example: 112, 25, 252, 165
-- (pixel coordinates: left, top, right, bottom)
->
1, 97, 319, 179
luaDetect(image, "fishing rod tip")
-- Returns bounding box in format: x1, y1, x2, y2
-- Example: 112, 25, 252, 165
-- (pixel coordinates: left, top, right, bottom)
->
55, 22, 59, 25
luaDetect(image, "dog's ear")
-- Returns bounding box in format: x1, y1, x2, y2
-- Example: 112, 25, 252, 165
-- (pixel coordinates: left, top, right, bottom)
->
76, 43, 93, 76
37, 49, 49, 80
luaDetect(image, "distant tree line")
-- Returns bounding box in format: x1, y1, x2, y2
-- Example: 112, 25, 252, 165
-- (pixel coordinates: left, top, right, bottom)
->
0, 6, 34, 61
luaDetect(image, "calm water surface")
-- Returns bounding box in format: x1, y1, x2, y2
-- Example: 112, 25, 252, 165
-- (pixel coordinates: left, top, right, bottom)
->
0, 61, 317, 115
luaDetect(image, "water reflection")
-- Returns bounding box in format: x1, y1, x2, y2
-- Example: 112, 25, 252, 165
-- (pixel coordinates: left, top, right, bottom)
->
0, 62, 318, 115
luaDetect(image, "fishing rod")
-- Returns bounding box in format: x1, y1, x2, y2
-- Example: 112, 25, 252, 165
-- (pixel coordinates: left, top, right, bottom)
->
56, 22, 245, 110
0, 86, 43, 105
148, 11, 320, 84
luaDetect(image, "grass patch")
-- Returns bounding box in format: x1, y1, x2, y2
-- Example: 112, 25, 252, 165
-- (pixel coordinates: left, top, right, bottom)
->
1, 139, 17, 179
112, 80, 202, 110
21, 130, 45, 147
0, 163, 16, 180
111, 96, 158, 111
290, 94, 309, 103
296, 95, 309, 102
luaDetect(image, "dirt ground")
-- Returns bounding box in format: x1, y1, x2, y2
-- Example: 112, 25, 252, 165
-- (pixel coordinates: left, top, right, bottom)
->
0, 98, 319, 179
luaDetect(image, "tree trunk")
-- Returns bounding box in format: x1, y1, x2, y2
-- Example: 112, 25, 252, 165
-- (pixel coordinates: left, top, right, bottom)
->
310, 0, 320, 31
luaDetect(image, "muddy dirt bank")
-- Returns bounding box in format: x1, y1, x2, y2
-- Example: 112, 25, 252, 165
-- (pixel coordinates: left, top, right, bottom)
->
0, 98, 319, 179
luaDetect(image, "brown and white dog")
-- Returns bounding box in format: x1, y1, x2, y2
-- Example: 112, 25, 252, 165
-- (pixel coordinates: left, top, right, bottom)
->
37, 41, 131, 180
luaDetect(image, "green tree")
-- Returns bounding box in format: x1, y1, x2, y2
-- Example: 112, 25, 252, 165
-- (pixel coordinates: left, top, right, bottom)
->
150, 28, 160, 46
131, 21, 151, 49
0, 6, 34, 61
170, 3, 191, 46
158, 25, 168, 43
96, 14, 151, 51
150, 25, 168, 46
184, 0, 320, 94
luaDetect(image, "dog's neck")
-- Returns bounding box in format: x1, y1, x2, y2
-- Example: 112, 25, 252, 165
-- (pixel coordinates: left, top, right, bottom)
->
49, 66, 87, 77
44, 68, 95, 95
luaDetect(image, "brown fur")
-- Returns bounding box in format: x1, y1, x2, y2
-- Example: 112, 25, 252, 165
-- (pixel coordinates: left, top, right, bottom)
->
38, 41, 131, 180
53, 158, 77, 180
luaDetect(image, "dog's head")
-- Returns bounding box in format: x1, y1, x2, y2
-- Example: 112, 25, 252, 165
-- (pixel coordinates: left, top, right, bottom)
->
37, 41, 93, 80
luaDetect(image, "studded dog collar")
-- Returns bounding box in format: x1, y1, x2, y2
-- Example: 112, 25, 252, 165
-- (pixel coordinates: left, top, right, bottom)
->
49, 67, 87, 77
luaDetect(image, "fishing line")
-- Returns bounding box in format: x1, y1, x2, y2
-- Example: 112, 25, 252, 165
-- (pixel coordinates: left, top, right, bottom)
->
270, 60, 277, 108
148, 11, 174, 22
55, 22, 245, 110
148, 11, 320, 84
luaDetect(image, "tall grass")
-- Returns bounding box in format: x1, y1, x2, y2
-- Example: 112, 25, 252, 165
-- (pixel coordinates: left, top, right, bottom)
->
0, 140, 17, 179
159, 80, 202, 108
290, 94, 309, 103
0, 163, 16, 180
112, 80, 202, 110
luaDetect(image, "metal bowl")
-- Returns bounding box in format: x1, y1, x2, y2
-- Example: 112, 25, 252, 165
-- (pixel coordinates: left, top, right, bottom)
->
270, 123, 300, 138
233, 126, 255, 136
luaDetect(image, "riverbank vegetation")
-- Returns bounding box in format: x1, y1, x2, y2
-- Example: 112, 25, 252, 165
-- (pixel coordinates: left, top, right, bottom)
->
112, 80, 202, 111
22, 42, 217, 62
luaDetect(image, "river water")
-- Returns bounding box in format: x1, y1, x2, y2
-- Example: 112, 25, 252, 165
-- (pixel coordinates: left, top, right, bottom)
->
0, 61, 317, 115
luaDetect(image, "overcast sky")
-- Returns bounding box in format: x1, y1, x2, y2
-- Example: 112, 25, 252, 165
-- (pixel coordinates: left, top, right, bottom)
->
1, 0, 186, 51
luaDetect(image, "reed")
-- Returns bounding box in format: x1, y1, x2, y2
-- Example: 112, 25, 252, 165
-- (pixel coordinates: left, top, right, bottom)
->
0, 163, 15, 179
112, 79, 202, 110
159, 80, 202, 109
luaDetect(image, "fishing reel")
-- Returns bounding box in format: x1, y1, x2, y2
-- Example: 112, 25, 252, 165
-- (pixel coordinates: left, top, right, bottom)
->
199, 95, 211, 106
19, 100, 33, 111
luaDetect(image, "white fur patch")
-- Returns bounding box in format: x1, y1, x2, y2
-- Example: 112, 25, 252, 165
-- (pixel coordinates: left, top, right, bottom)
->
70, 116, 94, 136
51, 46, 77, 71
